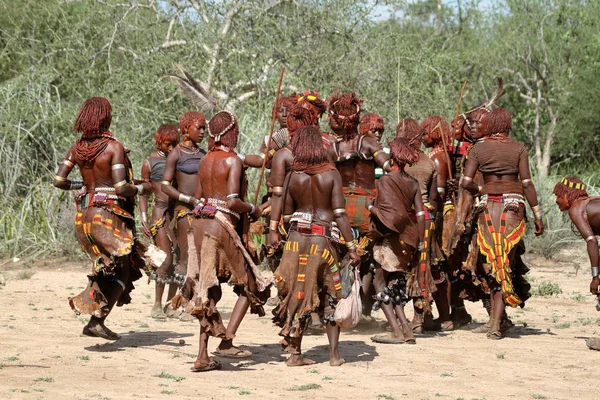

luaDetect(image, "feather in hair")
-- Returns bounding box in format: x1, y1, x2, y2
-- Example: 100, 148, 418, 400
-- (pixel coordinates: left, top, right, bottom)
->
464, 78, 506, 116
162, 64, 219, 116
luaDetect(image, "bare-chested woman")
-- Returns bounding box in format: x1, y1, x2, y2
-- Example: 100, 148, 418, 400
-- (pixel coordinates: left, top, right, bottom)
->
271, 125, 361, 366
140, 124, 180, 319
553, 177, 600, 350
54, 97, 152, 340
174, 111, 271, 371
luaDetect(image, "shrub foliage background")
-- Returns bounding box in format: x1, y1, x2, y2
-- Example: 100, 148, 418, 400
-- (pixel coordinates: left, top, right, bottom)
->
1, 0, 599, 258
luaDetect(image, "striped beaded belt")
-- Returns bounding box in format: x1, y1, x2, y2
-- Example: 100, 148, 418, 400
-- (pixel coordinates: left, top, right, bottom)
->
76, 191, 125, 210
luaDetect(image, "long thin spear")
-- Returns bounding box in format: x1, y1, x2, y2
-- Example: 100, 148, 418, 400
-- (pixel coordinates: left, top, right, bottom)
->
442, 80, 467, 203
454, 80, 468, 122
253, 67, 285, 205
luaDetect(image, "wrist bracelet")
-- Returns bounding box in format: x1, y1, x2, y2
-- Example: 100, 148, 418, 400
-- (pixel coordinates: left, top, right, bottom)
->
592, 266, 599, 277
237, 153, 246, 163
531, 204, 544, 220
367, 205, 374, 212
69, 181, 83, 190
269, 220, 279, 231
345, 241, 357, 250
141, 212, 148, 223
179, 193, 191, 203
249, 204, 256, 214
135, 184, 144, 195
54, 175, 66, 182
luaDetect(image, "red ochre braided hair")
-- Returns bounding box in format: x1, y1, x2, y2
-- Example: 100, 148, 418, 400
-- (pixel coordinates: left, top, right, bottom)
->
394, 118, 421, 149
292, 125, 328, 165
179, 111, 206, 138
287, 104, 317, 136
482, 108, 512, 136
359, 113, 385, 136
328, 91, 363, 133
420, 116, 452, 147
389, 137, 420, 170
73, 97, 116, 162
297, 90, 327, 119
73, 97, 112, 138
553, 177, 589, 205
208, 111, 239, 151
155, 124, 179, 147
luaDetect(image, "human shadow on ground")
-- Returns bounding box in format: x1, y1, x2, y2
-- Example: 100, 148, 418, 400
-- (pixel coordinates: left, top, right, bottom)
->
84, 330, 194, 352
504, 325, 557, 338
181, 340, 379, 371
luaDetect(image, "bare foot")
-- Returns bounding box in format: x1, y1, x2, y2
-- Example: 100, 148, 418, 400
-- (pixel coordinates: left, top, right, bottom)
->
329, 357, 345, 367
286, 355, 316, 367
179, 312, 194, 322
151, 304, 167, 319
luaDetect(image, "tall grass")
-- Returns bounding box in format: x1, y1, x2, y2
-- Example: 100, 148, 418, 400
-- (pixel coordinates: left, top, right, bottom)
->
0, 78, 273, 260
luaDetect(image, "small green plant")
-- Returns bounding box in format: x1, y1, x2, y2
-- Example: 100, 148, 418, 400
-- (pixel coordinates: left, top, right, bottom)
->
496, 352, 505, 359
7, 356, 18, 361
377, 395, 395, 400
570, 293, 585, 302
161, 390, 176, 395
322, 376, 332, 381
154, 372, 185, 382
15, 270, 36, 280
531, 394, 547, 399
286, 383, 321, 391
554, 322, 571, 329
139, 323, 149, 328
78, 356, 90, 361
239, 390, 252, 395
440, 372, 453, 377
531, 281, 562, 297
308, 368, 319, 374
34, 377, 54, 383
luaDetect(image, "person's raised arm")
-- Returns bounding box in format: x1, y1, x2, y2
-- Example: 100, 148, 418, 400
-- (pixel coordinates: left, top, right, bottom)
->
331, 171, 361, 266
53, 145, 82, 191
365, 137, 391, 173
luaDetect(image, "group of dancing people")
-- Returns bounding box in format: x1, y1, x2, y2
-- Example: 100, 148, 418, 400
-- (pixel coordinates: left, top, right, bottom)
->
53, 88, 600, 371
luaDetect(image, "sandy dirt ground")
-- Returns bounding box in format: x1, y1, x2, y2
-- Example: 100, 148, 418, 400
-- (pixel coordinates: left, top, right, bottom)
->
0, 246, 598, 400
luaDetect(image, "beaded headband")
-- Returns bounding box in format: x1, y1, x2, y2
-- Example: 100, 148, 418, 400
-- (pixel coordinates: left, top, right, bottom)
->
561, 178, 586, 191
208, 111, 236, 142
298, 91, 320, 102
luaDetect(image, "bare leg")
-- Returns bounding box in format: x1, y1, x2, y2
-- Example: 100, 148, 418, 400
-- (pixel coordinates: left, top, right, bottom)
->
286, 335, 315, 366
217, 293, 250, 352
326, 321, 344, 366
152, 229, 173, 318
361, 268, 374, 318
433, 281, 453, 330
373, 268, 403, 339
85, 259, 131, 340
487, 290, 504, 339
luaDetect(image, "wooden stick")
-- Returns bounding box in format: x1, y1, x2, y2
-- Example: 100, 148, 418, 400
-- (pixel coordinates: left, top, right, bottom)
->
253, 67, 285, 205
454, 80, 468, 122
